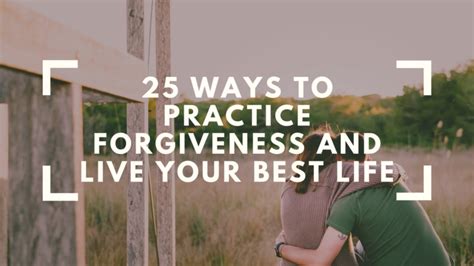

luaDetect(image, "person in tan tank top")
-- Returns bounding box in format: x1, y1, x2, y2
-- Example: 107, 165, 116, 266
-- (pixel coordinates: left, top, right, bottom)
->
277, 129, 404, 266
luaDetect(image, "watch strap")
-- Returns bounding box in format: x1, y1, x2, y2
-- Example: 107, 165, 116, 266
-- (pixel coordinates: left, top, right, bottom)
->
275, 241, 286, 258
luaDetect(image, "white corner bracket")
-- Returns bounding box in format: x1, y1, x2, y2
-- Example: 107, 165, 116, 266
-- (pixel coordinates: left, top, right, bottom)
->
396, 60, 432, 201
396, 60, 432, 96
42, 166, 78, 202
42, 60, 78, 96
41, 60, 79, 201
396, 165, 432, 201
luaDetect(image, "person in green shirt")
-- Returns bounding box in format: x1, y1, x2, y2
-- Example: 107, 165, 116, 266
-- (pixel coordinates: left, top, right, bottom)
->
327, 182, 451, 266
275, 132, 451, 266
277, 182, 451, 266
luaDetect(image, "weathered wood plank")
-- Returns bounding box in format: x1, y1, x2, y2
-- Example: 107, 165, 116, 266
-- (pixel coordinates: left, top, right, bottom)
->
127, 0, 145, 60
155, 0, 176, 265
71, 83, 86, 266
126, 0, 149, 265
0, 104, 7, 181
0, 67, 83, 265
127, 103, 149, 266
0, 104, 7, 266
0, 181, 6, 266
0, 87, 6, 103
0, 0, 146, 103
82, 88, 130, 104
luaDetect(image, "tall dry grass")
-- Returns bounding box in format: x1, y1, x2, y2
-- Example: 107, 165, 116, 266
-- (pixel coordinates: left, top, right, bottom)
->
80, 148, 474, 266
1, 149, 469, 265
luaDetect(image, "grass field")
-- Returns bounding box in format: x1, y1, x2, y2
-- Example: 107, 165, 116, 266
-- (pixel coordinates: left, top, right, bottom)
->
1, 149, 472, 265
82, 148, 474, 266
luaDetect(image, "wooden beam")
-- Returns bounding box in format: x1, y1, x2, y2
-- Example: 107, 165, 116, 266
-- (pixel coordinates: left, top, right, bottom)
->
0, 87, 6, 103
127, 0, 145, 61
72, 83, 86, 266
0, 104, 7, 266
126, 0, 149, 265
126, 103, 149, 266
82, 88, 130, 104
0, 67, 84, 265
0, 0, 146, 103
0, 104, 7, 182
155, 0, 176, 265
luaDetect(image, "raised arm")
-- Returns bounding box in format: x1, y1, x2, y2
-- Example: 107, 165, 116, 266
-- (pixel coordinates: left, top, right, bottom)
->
278, 227, 348, 266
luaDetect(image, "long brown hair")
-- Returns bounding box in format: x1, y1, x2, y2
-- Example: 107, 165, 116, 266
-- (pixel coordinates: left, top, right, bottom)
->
294, 127, 336, 194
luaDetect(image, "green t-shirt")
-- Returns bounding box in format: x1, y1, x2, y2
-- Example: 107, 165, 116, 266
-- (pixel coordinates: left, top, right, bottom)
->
327, 183, 451, 266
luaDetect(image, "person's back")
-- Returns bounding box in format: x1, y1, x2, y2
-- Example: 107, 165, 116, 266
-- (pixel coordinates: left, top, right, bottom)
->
327, 183, 451, 266
281, 167, 358, 266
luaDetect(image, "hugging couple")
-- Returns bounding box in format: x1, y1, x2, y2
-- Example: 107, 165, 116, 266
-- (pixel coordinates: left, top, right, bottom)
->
275, 128, 451, 266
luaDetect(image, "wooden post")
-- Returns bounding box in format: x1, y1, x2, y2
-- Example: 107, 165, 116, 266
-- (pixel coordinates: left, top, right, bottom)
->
0, 67, 84, 265
72, 83, 86, 266
155, 0, 176, 265
126, 0, 149, 265
127, 104, 149, 266
0, 104, 8, 266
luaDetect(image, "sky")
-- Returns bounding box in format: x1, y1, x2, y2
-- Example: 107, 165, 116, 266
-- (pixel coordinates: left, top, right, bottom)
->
15, 0, 474, 98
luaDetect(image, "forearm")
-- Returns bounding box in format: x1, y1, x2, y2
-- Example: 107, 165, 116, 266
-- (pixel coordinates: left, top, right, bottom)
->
280, 245, 330, 266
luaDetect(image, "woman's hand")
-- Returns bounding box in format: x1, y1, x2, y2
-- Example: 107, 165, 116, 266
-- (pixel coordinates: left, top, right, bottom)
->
277, 227, 347, 266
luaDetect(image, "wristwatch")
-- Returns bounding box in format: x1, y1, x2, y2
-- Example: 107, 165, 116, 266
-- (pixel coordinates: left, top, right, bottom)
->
275, 242, 286, 258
